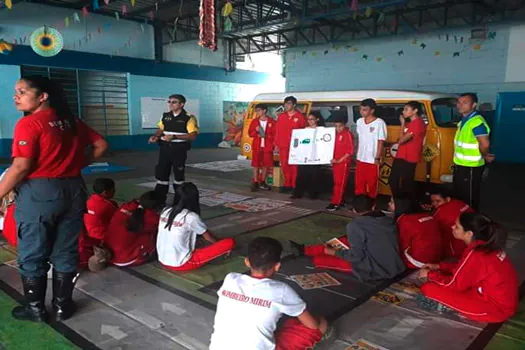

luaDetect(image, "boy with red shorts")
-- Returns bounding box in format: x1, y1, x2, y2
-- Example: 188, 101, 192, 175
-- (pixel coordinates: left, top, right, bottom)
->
248, 104, 276, 191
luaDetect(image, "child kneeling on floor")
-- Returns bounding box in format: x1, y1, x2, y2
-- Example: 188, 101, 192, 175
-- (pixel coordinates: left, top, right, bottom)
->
210, 237, 328, 350
418, 212, 519, 323
157, 182, 235, 271
105, 191, 160, 267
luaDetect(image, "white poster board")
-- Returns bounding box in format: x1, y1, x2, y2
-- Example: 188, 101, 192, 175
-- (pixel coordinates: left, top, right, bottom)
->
140, 97, 200, 129
289, 127, 336, 165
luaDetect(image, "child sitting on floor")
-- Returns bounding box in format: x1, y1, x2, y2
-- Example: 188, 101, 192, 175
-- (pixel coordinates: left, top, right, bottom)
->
391, 196, 443, 269
419, 212, 518, 323
0, 168, 17, 247
79, 178, 118, 268
430, 188, 474, 260
210, 237, 328, 350
157, 182, 235, 271
104, 191, 160, 267
291, 195, 405, 281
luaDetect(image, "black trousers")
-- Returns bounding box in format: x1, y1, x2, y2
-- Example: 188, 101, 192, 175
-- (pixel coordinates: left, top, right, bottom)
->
453, 165, 484, 212
389, 158, 417, 198
293, 165, 322, 198
154, 142, 189, 205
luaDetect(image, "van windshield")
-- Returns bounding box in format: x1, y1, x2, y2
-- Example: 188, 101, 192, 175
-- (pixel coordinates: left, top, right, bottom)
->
432, 98, 461, 127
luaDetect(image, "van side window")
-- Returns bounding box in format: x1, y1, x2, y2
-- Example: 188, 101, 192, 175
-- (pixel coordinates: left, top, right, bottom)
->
353, 103, 427, 126
310, 104, 349, 126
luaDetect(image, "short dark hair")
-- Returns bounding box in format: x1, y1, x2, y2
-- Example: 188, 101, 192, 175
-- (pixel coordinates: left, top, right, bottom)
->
308, 110, 325, 126
247, 237, 282, 271
93, 178, 115, 194
360, 98, 377, 110
284, 96, 297, 105
352, 195, 374, 213
430, 187, 451, 199
393, 196, 422, 219
459, 93, 478, 104
405, 101, 423, 115
169, 94, 187, 104
254, 103, 268, 111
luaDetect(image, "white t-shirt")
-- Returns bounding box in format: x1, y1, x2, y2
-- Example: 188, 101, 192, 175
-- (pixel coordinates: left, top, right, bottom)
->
259, 119, 268, 148
356, 117, 387, 164
156, 208, 207, 267
210, 273, 307, 350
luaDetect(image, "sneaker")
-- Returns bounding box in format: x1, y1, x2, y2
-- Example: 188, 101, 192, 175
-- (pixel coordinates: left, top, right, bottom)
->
325, 204, 340, 211
251, 183, 259, 192
259, 183, 271, 191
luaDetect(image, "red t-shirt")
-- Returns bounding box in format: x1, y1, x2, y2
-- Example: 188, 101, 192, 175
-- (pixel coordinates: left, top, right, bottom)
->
334, 129, 354, 162
12, 108, 103, 179
397, 213, 443, 269
84, 194, 118, 241
105, 201, 160, 266
396, 117, 426, 163
274, 110, 306, 149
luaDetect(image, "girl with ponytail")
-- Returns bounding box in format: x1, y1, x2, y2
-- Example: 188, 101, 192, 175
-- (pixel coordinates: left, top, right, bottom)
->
156, 182, 235, 271
104, 191, 160, 266
418, 212, 519, 323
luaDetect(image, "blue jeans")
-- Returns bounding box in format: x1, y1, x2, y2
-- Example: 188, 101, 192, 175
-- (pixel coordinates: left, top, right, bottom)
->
15, 177, 87, 278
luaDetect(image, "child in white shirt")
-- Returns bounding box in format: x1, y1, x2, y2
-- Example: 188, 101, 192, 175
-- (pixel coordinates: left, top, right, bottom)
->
157, 182, 235, 271
210, 237, 328, 350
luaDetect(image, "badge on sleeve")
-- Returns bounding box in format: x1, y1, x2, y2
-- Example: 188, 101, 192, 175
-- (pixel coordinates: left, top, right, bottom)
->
18, 140, 27, 146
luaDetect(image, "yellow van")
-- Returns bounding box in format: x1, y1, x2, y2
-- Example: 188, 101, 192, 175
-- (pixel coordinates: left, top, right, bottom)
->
240, 90, 459, 195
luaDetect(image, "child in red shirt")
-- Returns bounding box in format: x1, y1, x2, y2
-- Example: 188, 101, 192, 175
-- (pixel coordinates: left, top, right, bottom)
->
431, 189, 474, 260
105, 191, 160, 267
79, 178, 118, 268
326, 119, 354, 211
248, 104, 276, 192
389, 101, 427, 197
390, 197, 443, 269
419, 212, 518, 323
274, 96, 306, 193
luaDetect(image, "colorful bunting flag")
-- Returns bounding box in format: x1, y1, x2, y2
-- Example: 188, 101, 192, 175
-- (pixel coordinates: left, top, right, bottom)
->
350, 0, 358, 11
362, 54, 368, 60
377, 12, 385, 24
93, 0, 99, 11
97, 26, 102, 33
115, 11, 120, 20
65, 17, 70, 27
82, 6, 89, 17
148, 11, 155, 20
104, 0, 110, 4
453, 52, 460, 57
155, 2, 158, 11
131, 0, 135, 7
434, 50, 441, 56
122, 5, 127, 15
397, 50, 404, 56
365, 7, 372, 18
73, 12, 81, 22
420, 43, 426, 49
6, 0, 12, 9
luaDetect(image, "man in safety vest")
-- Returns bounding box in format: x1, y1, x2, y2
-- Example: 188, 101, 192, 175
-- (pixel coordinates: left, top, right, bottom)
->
453, 93, 494, 211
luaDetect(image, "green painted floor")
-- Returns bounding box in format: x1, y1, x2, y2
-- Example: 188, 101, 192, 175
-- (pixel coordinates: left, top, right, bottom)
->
0, 290, 78, 350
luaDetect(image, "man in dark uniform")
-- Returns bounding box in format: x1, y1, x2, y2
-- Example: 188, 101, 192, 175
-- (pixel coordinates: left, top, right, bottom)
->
148, 94, 199, 206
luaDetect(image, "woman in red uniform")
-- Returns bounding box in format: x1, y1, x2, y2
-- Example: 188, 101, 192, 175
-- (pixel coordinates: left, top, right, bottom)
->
0, 76, 108, 322
105, 191, 160, 267
419, 212, 519, 323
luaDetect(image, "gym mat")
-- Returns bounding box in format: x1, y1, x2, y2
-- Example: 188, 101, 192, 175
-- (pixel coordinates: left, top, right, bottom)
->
81, 163, 133, 175
0, 246, 16, 264
230, 212, 351, 255
129, 256, 248, 307
206, 206, 317, 238
485, 298, 525, 349
0, 289, 78, 350
335, 300, 483, 350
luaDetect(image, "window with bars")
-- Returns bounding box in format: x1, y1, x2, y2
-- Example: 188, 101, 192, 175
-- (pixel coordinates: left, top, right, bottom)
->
20, 66, 130, 136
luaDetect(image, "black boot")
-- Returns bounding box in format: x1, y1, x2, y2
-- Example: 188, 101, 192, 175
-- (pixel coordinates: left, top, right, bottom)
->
172, 183, 183, 206
12, 275, 48, 322
289, 240, 305, 256
52, 270, 79, 321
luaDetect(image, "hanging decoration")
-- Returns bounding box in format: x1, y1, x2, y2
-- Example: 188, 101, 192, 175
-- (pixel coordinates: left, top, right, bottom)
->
5, 0, 13, 9
434, 50, 440, 56
0, 39, 14, 55
362, 54, 368, 60
223, 17, 232, 32
397, 50, 404, 56
453, 52, 460, 57
73, 12, 81, 23
375, 57, 382, 62
420, 43, 426, 49
350, 0, 358, 11
65, 17, 70, 27
93, 0, 99, 11
323, 50, 329, 55
472, 44, 482, 50
221, 1, 233, 17
365, 7, 372, 18
122, 4, 127, 15
488, 31, 496, 40
411, 39, 417, 45
131, 0, 135, 6
377, 12, 385, 24
104, 0, 110, 4
155, 2, 158, 11
199, 0, 218, 51
30, 26, 64, 57
82, 6, 89, 17
115, 11, 120, 20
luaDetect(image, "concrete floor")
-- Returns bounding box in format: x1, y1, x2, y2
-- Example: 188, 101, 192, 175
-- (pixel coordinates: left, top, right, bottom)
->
1, 148, 524, 349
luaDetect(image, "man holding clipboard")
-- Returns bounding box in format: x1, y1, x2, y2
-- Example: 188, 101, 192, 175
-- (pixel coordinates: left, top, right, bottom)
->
148, 94, 199, 206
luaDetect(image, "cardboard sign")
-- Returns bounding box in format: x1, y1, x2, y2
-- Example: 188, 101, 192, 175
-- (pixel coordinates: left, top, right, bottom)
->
289, 127, 336, 165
